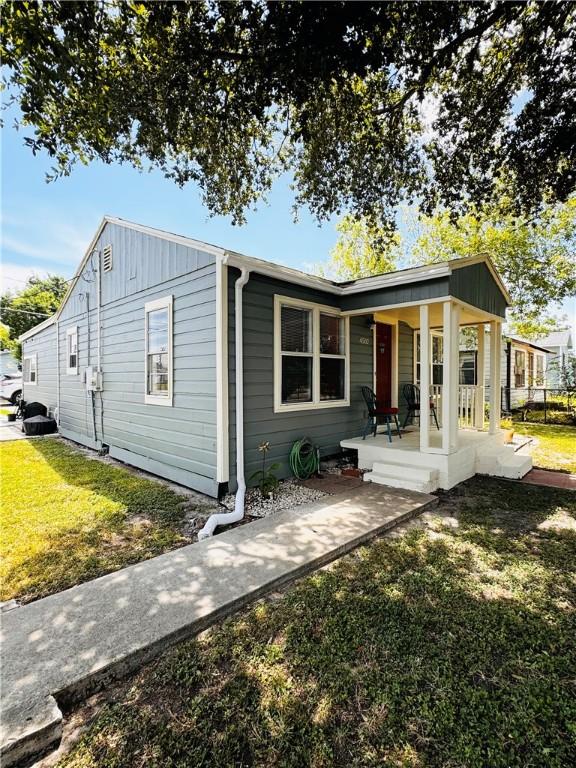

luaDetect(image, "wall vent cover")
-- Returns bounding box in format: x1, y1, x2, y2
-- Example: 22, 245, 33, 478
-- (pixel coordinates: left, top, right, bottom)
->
102, 245, 113, 272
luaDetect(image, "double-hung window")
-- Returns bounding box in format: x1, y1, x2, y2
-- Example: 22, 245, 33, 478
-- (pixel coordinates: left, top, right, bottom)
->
414, 330, 444, 386
275, 296, 349, 411
145, 295, 173, 405
459, 350, 477, 385
514, 349, 526, 388
535, 354, 545, 386
66, 327, 78, 375
23, 354, 37, 385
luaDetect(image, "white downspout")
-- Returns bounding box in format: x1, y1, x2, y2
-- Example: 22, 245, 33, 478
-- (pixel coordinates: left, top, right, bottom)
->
198, 267, 250, 540
55, 319, 60, 425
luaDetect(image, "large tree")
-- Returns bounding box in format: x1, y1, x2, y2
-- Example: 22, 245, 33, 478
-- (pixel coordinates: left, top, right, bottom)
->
0, 275, 68, 357
326, 214, 401, 280
2, 1, 575, 227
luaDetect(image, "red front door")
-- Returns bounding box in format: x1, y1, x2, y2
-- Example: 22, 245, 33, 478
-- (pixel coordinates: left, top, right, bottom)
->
376, 323, 393, 407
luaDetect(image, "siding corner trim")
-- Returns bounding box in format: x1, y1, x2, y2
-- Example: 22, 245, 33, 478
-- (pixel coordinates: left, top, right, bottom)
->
216, 257, 229, 483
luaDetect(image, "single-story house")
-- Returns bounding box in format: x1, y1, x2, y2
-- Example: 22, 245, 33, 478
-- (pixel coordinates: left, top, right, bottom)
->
533, 329, 574, 388
21, 217, 531, 510
459, 331, 552, 410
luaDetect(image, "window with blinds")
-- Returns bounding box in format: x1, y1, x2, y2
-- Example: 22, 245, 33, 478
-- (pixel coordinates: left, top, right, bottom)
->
276, 298, 349, 410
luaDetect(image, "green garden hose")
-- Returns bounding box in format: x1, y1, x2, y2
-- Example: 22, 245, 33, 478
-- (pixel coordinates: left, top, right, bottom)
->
289, 437, 320, 480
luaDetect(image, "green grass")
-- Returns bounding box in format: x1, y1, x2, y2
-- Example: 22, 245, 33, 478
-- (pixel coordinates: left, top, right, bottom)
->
512, 422, 576, 474
57, 477, 576, 768
0, 439, 191, 603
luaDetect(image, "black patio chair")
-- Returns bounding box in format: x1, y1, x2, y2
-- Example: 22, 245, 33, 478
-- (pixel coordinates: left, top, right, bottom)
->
402, 384, 440, 430
361, 386, 402, 442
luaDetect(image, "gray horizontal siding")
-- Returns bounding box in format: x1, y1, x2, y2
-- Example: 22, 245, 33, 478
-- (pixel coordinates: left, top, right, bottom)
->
21, 325, 57, 413
51, 220, 220, 496
228, 270, 373, 491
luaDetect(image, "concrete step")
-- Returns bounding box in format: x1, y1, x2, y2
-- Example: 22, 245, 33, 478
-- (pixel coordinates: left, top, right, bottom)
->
364, 462, 439, 494
496, 452, 533, 479
476, 447, 512, 474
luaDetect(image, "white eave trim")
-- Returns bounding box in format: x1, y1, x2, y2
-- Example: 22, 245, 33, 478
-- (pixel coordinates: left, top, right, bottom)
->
224, 251, 340, 294
19, 221, 509, 343
339, 263, 452, 294
19, 315, 56, 342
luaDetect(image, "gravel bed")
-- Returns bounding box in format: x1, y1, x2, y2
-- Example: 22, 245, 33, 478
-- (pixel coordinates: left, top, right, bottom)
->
221, 478, 327, 518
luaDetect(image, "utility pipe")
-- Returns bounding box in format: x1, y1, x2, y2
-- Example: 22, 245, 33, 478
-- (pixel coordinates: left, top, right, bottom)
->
96, 250, 101, 374
198, 266, 250, 540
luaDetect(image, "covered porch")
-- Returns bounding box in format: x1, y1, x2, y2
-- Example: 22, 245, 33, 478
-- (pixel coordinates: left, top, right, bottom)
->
339, 273, 532, 491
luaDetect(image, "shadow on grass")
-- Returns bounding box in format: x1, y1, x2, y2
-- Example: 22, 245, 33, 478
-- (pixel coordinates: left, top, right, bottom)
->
2, 439, 192, 602
58, 477, 576, 768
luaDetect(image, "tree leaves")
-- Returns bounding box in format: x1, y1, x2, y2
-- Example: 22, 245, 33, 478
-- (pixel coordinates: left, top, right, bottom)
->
2, 2, 575, 225
0, 275, 67, 355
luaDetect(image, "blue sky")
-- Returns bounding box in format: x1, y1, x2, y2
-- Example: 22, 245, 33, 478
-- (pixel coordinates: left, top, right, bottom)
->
1, 108, 340, 292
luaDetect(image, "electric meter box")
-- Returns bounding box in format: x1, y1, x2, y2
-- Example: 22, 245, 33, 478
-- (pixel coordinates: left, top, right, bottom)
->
85, 366, 103, 392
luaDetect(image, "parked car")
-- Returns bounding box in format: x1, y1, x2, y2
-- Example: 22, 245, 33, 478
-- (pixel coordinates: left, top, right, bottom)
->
1, 373, 23, 404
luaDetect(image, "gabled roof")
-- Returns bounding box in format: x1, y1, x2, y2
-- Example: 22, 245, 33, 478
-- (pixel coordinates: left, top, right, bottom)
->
20, 216, 511, 341
506, 336, 553, 354
533, 329, 573, 349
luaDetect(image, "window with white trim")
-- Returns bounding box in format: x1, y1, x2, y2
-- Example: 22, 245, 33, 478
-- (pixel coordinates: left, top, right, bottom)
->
535, 353, 545, 386
275, 296, 349, 411
514, 349, 526, 388
459, 350, 477, 385
414, 331, 444, 386
66, 327, 78, 375
23, 354, 37, 385
145, 295, 173, 405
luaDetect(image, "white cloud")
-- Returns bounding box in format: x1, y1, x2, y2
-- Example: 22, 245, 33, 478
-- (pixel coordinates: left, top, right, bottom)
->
1, 262, 56, 293
1, 211, 94, 268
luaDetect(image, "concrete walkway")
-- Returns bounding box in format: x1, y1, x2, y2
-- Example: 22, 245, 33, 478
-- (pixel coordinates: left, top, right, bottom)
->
1, 483, 436, 766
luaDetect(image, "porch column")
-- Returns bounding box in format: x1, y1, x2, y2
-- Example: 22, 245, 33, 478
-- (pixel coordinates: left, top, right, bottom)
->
442, 300, 460, 453
489, 320, 502, 434
475, 324, 485, 430
419, 304, 431, 452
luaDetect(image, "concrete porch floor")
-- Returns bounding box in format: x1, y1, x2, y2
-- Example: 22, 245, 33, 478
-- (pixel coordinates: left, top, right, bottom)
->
1, 483, 436, 767
342, 428, 532, 491
343, 426, 502, 452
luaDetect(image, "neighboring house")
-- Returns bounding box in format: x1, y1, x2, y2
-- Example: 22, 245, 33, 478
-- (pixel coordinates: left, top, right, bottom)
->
21, 216, 530, 501
0, 350, 20, 376
0, 350, 22, 404
459, 331, 551, 410
533, 329, 574, 388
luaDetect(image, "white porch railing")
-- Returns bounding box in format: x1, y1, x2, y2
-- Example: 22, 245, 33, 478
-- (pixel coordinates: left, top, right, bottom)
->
428, 385, 483, 429
458, 385, 477, 428
431, 384, 443, 423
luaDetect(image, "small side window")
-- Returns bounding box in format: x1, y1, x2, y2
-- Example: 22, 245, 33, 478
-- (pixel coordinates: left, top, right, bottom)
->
23, 354, 37, 385
145, 296, 173, 406
67, 327, 78, 375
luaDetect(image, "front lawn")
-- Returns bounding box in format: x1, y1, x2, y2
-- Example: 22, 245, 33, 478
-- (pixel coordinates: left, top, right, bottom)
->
0, 439, 198, 603
512, 422, 576, 474
57, 477, 576, 768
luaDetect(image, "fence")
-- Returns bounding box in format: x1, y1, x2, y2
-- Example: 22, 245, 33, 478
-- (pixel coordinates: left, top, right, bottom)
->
497, 387, 575, 425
